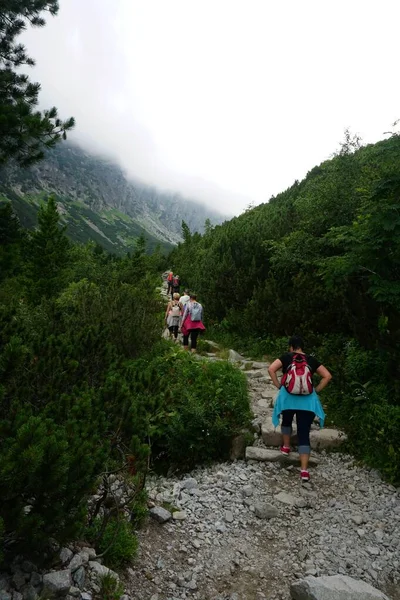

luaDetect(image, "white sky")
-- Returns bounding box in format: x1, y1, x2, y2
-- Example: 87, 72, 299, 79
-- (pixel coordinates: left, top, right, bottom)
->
22, 0, 400, 215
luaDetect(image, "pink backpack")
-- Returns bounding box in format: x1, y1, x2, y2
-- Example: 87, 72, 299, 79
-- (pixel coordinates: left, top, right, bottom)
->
281, 353, 313, 395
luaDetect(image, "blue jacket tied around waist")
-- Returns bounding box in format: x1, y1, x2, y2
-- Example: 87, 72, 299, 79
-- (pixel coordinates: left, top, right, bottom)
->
272, 387, 326, 428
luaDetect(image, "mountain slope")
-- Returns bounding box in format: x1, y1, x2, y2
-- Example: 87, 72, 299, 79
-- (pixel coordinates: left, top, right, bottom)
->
0, 143, 226, 254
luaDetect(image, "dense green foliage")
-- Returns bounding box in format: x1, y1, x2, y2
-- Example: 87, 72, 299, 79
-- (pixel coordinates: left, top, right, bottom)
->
0, 1, 74, 166
170, 135, 400, 483
0, 197, 250, 560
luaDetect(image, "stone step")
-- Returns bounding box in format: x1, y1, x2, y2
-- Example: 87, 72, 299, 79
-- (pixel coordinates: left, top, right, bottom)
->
245, 446, 319, 466
251, 361, 270, 369
245, 369, 272, 381
261, 422, 347, 450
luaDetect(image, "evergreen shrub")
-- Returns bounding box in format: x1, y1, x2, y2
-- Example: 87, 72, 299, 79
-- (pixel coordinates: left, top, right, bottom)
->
129, 344, 251, 469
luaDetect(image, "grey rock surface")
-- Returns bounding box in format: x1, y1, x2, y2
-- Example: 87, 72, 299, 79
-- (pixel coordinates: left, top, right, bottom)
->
290, 575, 390, 599
42, 570, 72, 595
149, 506, 172, 523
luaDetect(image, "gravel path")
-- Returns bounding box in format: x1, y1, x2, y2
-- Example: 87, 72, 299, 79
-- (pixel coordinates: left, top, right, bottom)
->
125, 350, 400, 600
126, 452, 399, 600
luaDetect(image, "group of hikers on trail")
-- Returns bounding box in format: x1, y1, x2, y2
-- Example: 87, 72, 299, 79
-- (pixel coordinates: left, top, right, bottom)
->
164, 273, 332, 484
165, 272, 205, 352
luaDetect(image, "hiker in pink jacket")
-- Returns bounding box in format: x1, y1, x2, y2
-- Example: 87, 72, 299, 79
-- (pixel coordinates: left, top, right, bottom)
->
181, 294, 205, 353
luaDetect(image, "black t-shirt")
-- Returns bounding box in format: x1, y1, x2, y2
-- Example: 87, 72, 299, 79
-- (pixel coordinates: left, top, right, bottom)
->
279, 352, 321, 374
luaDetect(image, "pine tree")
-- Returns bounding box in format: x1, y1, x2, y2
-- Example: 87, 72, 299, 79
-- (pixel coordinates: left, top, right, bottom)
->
27, 195, 70, 300
0, 1, 75, 166
0, 202, 23, 280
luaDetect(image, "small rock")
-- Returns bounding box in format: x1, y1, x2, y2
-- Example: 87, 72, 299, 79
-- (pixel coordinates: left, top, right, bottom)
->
82, 547, 96, 559
242, 485, 253, 497
254, 502, 278, 519
72, 566, 85, 590
275, 491, 306, 508
59, 548, 73, 565
366, 546, 380, 556
172, 511, 187, 521
68, 555, 82, 573
228, 349, 245, 362
12, 573, 27, 592
149, 507, 172, 523
29, 573, 41, 588
180, 478, 198, 490
20, 563, 35, 576
21, 586, 36, 600
225, 511, 234, 523
88, 562, 119, 581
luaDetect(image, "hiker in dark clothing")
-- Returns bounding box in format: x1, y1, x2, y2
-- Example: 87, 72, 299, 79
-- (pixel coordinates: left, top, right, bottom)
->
172, 274, 180, 299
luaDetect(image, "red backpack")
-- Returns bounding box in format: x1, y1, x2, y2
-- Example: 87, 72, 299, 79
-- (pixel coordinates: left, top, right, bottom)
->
281, 353, 313, 395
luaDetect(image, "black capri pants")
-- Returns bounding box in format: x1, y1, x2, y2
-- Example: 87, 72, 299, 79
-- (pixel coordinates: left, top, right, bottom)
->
183, 329, 200, 349
281, 409, 315, 454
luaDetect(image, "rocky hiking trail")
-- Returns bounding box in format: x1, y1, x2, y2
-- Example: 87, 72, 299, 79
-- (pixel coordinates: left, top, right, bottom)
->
125, 292, 400, 600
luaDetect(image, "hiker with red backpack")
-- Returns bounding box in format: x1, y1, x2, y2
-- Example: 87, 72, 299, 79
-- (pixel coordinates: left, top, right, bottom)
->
268, 335, 332, 482
167, 271, 174, 296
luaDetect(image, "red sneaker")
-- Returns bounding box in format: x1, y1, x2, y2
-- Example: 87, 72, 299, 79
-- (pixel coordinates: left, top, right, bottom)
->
300, 470, 310, 482
280, 446, 291, 456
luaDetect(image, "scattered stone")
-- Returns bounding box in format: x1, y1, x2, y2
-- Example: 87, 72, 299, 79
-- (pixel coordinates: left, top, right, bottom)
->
11, 575, 27, 594
275, 491, 307, 508
172, 511, 187, 521
68, 554, 82, 573
290, 574, 390, 599
59, 548, 73, 565
149, 507, 172, 523
224, 510, 234, 523
72, 566, 85, 590
242, 485, 253, 497
42, 571, 72, 596
228, 349, 245, 363
254, 502, 278, 519
88, 562, 119, 581
21, 585, 36, 600
180, 478, 198, 490
28, 574, 41, 588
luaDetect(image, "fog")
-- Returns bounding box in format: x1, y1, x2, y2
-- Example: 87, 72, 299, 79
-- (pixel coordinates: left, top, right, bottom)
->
22, 0, 400, 215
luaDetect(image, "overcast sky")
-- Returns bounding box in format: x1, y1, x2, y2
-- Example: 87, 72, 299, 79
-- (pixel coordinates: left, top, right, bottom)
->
22, 0, 400, 215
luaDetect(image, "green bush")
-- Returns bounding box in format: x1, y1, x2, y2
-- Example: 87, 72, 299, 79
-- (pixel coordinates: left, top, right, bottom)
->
130, 344, 251, 469
86, 517, 138, 569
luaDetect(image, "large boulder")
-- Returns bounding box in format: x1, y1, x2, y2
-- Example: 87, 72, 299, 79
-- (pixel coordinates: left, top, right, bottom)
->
290, 575, 390, 600
309, 428, 347, 450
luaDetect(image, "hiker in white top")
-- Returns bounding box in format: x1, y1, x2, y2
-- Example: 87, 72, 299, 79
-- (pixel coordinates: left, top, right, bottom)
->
179, 290, 190, 306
